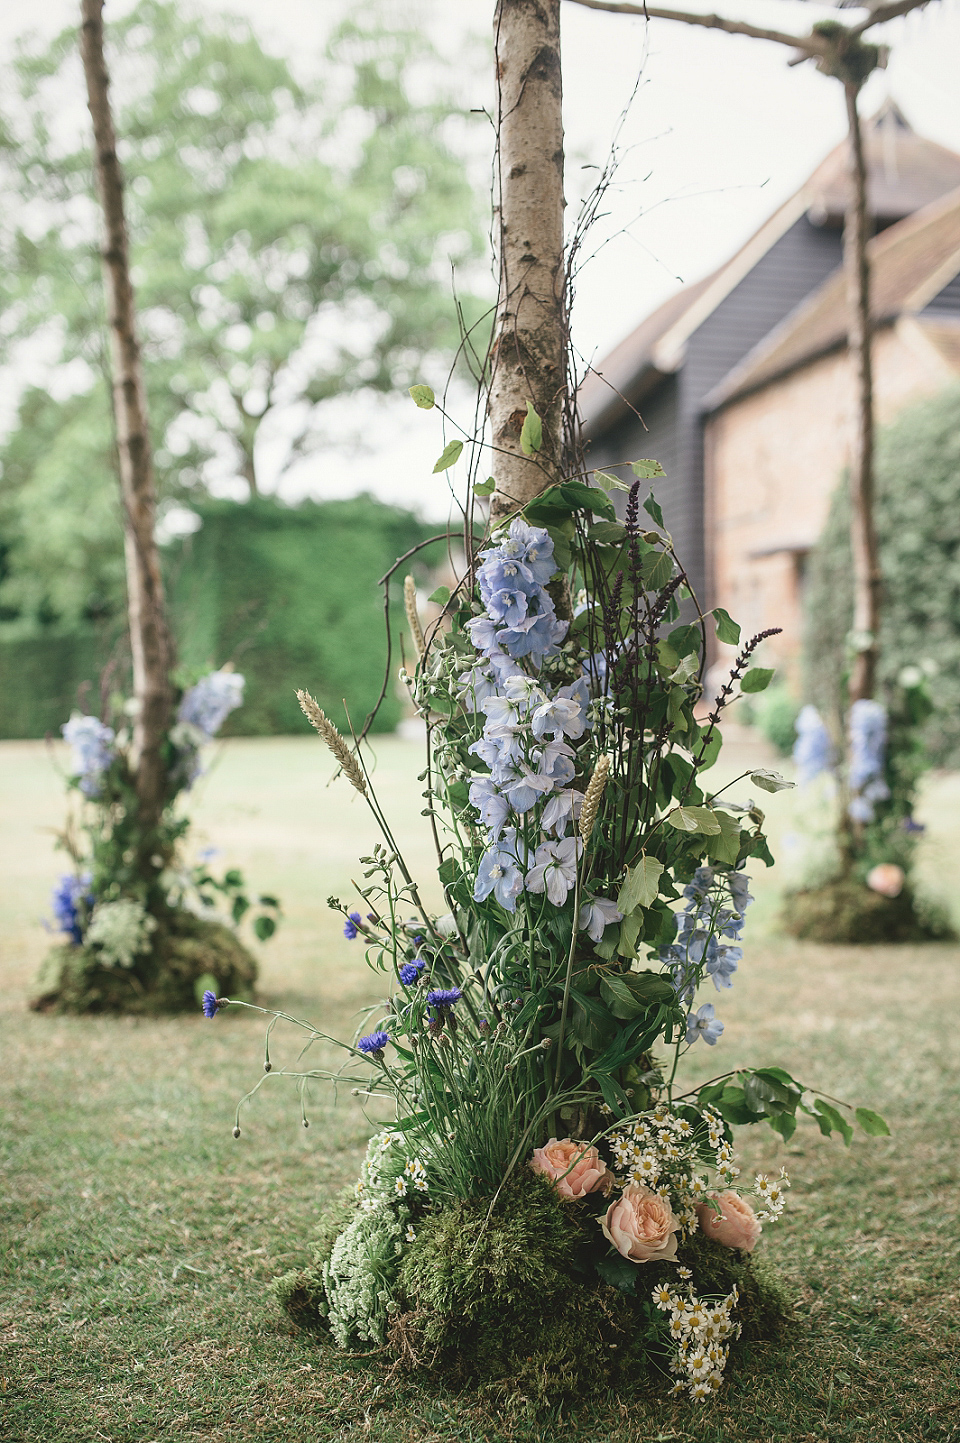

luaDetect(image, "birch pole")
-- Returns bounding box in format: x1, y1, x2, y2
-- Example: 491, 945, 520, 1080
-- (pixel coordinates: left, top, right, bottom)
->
842, 79, 881, 703
80, 0, 174, 836
489, 0, 567, 519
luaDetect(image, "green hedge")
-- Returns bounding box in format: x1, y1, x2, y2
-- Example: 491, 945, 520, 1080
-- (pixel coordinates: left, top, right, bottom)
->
0, 495, 443, 739
804, 384, 960, 767
0, 632, 111, 740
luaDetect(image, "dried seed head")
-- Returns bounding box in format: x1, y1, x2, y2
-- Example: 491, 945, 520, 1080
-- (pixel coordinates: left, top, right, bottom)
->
404, 574, 426, 659
579, 754, 611, 842
295, 690, 367, 797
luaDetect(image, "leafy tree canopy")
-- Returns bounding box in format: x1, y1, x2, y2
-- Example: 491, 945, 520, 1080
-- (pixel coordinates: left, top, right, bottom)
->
0, 0, 485, 631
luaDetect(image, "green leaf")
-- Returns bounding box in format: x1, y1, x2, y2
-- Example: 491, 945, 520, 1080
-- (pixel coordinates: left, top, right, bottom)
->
705, 809, 742, 865
617, 913, 642, 958
595, 1251, 639, 1294
740, 667, 775, 694
519, 401, 542, 456
813, 1099, 853, 1147
432, 439, 463, 473
523, 480, 615, 525
618, 855, 664, 914
428, 585, 450, 605
437, 858, 460, 887
253, 914, 276, 941
473, 476, 495, 497
667, 805, 721, 835
668, 623, 700, 659
750, 768, 795, 793
588, 521, 627, 544
712, 607, 741, 646
743, 1071, 794, 1116
855, 1107, 891, 1137
593, 470, 631, 492
698, 729, 723, 771
768, 1111, 797, 1142
669, 653, 699, 685
632, 460, 666, 481
642, 494, 665, 534
641, 551, 673, 591
257, 895, 280, 909
408, 384, 435, 409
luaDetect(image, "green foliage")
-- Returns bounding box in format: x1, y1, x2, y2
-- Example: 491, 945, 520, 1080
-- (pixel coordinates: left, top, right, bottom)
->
32, 910, 257, 1015
168, 496, 445, 737
746, 681, 800, 756
804, 385, 960, 766
0, 0, 484, 631
0, 630, 111, 740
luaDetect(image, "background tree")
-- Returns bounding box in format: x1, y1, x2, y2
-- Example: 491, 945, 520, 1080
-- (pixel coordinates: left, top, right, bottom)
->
0, 0, 484, 632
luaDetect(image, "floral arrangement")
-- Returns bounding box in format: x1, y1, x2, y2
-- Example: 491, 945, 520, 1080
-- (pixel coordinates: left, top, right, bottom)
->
787, 667, 948, 940
35, 668, 280, 1013
210, 447, 888, 1397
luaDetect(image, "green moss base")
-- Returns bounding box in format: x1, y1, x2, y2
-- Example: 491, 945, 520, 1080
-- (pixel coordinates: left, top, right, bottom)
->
30, 909, 258, 1015
277, 1173, 795, 1402
782, 879, 953, 944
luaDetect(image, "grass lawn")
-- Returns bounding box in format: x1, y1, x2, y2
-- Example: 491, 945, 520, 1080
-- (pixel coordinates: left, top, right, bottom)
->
1, 732, 959, 1442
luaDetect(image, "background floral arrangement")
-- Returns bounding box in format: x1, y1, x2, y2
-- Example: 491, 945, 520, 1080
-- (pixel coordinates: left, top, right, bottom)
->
210, 426, 888, 1400
34, 668, 280, 1014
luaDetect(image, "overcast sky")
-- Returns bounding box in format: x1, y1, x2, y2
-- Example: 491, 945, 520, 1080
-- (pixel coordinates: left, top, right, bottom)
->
2, 0, 959, 520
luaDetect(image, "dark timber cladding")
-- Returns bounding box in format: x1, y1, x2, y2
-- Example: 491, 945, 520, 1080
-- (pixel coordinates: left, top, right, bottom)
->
585, 216, 842, 601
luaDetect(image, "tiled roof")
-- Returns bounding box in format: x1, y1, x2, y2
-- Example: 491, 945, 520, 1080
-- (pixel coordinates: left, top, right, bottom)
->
705, 186, 960, 410
577, 272, 716, 434
805, 101, 960, 224
580, 104, 960, 434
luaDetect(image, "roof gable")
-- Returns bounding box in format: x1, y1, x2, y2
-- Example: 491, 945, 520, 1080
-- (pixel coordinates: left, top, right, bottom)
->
705, 185, 960, 410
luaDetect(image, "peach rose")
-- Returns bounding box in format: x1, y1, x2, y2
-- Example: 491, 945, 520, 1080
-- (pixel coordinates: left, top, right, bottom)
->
599, 1183, 679, 1263
696, 1190, 762, 1252
866, 863, 905, 899
530, 1138, 614, 1199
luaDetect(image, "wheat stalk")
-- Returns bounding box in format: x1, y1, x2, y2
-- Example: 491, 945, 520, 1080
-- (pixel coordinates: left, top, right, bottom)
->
404, 574, 425, 659
579, 754, 610, 842
296, 690, 367, 797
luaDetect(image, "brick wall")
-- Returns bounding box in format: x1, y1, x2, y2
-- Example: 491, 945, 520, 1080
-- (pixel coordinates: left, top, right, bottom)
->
705, 320, 959, 686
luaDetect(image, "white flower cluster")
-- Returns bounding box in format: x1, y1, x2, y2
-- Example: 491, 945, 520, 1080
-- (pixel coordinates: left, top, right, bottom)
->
654, 1275, 742, 1401
753, 1168, 790, 1223
353, 1129, 428, 1211
607, 1103, 738, 1235
323, 1203, 405, 1348
86, 898, 157, 969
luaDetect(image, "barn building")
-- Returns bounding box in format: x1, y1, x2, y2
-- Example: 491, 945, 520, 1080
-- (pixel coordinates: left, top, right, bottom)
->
579, 103, 960, 683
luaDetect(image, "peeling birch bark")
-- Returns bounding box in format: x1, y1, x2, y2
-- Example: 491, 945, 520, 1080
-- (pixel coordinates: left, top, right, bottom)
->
80, 0, 174, 830
489, 0, 566, 519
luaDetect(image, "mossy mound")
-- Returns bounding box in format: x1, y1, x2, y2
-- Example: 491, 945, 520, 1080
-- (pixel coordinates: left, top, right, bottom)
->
277, 1172, 795, 1403
782, 879, 953, 944
30, 909, 258, 1015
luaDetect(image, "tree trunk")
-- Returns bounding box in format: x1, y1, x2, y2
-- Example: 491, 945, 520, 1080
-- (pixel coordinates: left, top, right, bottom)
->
842, 80, 881, 705
80, 0, 174, 831
489, 0, 566, 519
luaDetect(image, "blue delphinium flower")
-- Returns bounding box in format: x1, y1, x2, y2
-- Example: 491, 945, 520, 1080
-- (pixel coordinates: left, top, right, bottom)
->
847, 699, 890, 821
686, 1003, 724, 1046
357, 1030, 389, 1059
399, 957, 425, 985
51, 871, 94, 945
178, 670, 245, 740
61, 714, 115, 797
343, 911, 362, 939
793, 705, 833, 786
474, 835, 525, 911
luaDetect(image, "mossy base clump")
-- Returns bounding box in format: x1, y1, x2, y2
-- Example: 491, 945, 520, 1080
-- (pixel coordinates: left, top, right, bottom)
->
783, 879, 953, 944
30, 909, 258, 1015
276, 1172, 795, 1404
